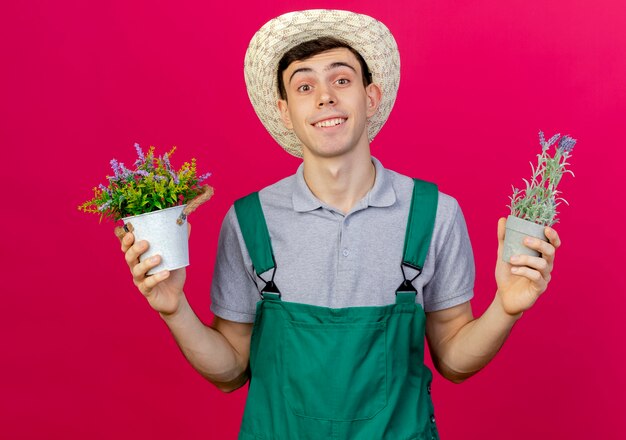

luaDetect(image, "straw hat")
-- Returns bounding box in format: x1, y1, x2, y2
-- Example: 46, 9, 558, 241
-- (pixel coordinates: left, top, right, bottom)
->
244, 10, 401, 157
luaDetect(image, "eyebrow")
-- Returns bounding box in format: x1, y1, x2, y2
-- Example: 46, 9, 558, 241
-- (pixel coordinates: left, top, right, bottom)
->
288, 62, 357, 84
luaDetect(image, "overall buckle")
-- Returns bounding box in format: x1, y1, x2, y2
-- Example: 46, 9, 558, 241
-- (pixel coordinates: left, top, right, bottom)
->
260, 280, 281, 299
258, 266, 281, 299
395, 263, 422, 295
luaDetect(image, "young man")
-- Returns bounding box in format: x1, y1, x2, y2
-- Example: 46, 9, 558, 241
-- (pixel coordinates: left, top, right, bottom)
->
120, 10, 561, 439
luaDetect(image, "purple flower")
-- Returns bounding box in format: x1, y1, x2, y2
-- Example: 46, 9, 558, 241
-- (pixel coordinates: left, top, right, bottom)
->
134, 142, 145, 163
154, 175, 166, 181
110, 159, 122, 177
538, 131, 546, 147
163, 153, 171, 171
197, 172, 212, 183
118, 162, 133, 179
558, 135, 576, 153
98, 200, 112, 211
98, 184, 111, 195
134, 170, 150, 177
168, 170, 179, 184
547, 133, 561, 147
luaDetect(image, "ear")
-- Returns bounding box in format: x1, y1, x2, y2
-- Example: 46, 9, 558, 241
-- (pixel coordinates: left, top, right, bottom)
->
277, 99, 293, 130
365, 83, 383, 118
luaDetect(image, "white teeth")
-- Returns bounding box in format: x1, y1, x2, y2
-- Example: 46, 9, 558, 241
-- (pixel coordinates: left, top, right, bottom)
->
314, 118, 346, 128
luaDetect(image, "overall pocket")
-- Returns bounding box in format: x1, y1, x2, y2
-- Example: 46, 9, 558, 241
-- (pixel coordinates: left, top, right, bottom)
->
283, 320, 388, 421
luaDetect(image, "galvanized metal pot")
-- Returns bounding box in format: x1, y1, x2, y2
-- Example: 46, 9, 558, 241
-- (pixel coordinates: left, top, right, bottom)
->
123, 205, 189, 275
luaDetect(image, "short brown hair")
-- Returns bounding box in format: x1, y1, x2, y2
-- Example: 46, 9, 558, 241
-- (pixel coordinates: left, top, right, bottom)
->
277, 37, 373, 101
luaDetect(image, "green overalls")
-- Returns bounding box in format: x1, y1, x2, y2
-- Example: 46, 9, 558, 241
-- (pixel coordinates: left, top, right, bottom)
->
234, 179, 440, 440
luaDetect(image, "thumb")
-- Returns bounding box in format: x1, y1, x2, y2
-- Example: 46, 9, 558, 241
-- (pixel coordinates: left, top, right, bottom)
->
114, 226, 126, 241
497, 217, 506, 259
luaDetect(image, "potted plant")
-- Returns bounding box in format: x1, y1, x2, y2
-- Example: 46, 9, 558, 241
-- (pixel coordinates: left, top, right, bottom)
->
503, 131, 576, 262
78, 143, 213, 274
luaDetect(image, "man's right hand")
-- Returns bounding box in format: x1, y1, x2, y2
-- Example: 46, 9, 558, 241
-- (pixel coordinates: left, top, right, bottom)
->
116, 224, 252, 393
120, 230, 187, 316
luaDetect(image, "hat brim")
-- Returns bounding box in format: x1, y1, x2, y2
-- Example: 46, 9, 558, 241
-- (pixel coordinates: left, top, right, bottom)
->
244, 10, 401, 158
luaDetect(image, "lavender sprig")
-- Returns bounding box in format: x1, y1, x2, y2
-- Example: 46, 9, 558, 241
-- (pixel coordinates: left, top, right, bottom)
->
134, 142, 145, 165
558, 135, 576, 153
110, 159, 122, 177
98, 200, 112, 212
98, 184, 111, 195
168, 170, 180, 184
198, 172, 212, 183
508, 131, 576, 226
119, 162, 133, 179
163, 153, 171, 171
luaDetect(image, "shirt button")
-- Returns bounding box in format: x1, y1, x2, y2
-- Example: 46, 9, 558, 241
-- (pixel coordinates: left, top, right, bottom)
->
430, 414, 435, 424
342, 249, 349, 257
427, 383, 432, 394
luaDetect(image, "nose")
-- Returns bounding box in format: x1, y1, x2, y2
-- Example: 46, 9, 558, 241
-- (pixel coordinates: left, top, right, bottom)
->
317, 85, 336, 108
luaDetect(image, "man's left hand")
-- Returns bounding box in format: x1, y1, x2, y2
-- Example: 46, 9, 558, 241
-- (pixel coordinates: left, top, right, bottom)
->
495, 217, 562, 317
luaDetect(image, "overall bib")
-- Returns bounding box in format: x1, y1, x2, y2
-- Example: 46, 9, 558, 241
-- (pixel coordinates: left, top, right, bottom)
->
234, 179, 440, 440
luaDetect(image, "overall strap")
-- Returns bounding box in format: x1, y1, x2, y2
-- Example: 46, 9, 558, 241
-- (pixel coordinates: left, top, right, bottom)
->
396, 179, 438, 298
234, 192, 280, 297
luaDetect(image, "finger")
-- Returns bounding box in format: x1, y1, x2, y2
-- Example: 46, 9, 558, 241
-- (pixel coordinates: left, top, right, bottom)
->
125, 240, 148, 268
544, 226, 562, 249
141, 270, 170, 292
510, 265, 547, 293
510, 254, 550, 279
115, 222, 135, 243
523, 236, 556, 264
132, 254, 161, 279
187, 222, 192, 238
114, 226, 126, 242
497, 217, 506, 242
496, 217, 506, 260
120, 232, 135, 253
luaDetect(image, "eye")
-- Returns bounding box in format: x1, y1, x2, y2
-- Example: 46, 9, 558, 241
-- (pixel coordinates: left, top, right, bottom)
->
297, 84, 311, 92
336, 78, 350, 86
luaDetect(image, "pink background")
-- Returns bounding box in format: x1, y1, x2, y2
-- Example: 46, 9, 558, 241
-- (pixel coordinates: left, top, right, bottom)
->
1, 0, 625, 438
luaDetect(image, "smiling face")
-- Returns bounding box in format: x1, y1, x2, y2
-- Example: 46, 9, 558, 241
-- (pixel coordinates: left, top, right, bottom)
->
277, 48, 382, 160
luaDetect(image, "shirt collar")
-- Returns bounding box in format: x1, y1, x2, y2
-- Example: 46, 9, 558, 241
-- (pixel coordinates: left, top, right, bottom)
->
292, 156, 397, 213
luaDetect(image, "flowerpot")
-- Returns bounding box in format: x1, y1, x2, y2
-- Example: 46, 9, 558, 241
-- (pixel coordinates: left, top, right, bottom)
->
123, 204, 189, 275
502, 215, 547, 263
